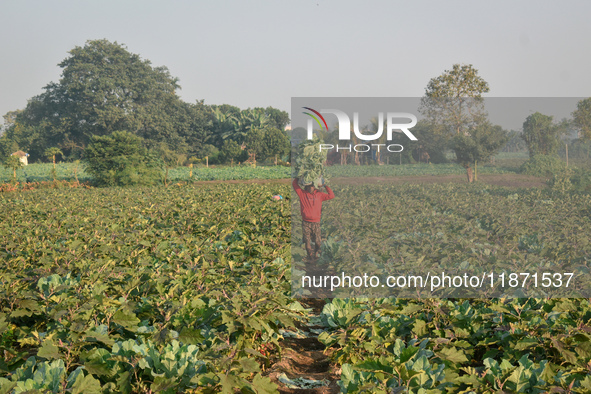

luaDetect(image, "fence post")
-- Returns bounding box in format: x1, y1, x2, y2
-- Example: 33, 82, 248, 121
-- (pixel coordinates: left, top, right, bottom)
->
206, 156, 208, 168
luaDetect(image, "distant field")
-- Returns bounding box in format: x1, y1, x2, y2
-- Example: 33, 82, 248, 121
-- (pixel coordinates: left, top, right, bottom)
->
2, 154, 585, 184
492, 151, 530, 169
325, 162, 516, 178
0, 163, 291, 183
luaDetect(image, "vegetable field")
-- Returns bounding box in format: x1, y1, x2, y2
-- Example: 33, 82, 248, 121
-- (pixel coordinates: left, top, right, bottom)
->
0, 161, 519, 185
1, 180, 591, 393
0, 163, 291, 184
0, 183, 296, 393
292, 182, 591, 298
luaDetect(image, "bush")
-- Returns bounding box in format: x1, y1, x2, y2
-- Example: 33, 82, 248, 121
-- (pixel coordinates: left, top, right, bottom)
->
83, 131, 162, 186
520, 154, 567, 177
198, 144, 220, 164
570, 168, 591, 193
219, 140, 246, 164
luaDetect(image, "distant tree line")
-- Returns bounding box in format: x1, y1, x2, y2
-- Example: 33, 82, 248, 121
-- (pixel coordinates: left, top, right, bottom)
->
311, 64, 591, 183
0, 39, 290, 166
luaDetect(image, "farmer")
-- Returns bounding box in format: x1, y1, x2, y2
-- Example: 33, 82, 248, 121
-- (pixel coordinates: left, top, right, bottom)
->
293, 177, 335, 261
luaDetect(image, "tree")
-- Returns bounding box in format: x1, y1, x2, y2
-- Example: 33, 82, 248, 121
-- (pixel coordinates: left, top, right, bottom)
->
151, 142, 178, 186
420, 64, 489, 136
572, 97, 591, 140
260, 127, 290, 162
0, 137, 18, 158
219, 140, 245, 164
3, 40, 188, 161
3, 155, 24, 182
44, 147, 63, 165
243, 127, 265, 164
521, 112, 568, 156
211, 107, 271, 145
44, 147, 63, 181
450, 122, 508, 182
256, 107, 290, 131
84, 131, 161, 186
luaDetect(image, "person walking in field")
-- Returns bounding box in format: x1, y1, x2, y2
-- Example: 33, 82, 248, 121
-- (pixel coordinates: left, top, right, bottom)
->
293, 177, 335, 262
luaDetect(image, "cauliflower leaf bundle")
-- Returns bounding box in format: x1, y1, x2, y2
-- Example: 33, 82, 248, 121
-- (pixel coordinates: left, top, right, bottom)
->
293, 137, 328, 188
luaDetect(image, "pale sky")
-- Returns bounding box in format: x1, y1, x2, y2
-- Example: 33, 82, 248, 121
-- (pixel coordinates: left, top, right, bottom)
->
1, 0, 590, 126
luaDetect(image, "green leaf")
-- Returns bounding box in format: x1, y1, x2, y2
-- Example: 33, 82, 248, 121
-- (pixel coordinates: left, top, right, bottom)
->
72, 373, 102, 394
151, 376, 176, 392
437, 347, 468, 364
251, 374, 279, 393
239, 357, 260, 373
178, 327, 204, 345
412, 319, 428, 337
37, 340, 60, 360
113, 310, 140, 330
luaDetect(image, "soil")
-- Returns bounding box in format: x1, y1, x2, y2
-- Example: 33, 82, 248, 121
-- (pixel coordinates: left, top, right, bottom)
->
329, 174, 547, 188
267, 296, 341, 394
188, 174, 547, 188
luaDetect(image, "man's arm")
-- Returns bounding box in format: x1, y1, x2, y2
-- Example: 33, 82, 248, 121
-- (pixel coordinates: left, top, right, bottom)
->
293, 177, 302, 191
322, 185, 335, 201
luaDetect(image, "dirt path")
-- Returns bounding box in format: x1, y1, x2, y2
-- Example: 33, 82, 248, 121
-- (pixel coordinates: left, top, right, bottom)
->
188, 174, 546, 188
329, 174, 547, 188
268, 297, 340, 394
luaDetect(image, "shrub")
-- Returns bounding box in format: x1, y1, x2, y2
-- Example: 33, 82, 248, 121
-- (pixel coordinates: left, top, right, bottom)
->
219, 140, 246, 164
570, 167, 591, 193
83, 131, 162, 186
520, 154, 567, 177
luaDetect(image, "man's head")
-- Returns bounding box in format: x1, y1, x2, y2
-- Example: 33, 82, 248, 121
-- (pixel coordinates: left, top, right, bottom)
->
305, 185, 316, 193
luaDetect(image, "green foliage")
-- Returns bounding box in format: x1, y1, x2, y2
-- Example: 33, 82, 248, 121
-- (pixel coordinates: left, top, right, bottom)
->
0, 183, 294, 393
83, 131, 162, 186
572, 97, 591, 140
420, 64, 490, 136
219, 140, 246, 164
548, 166, 591, 194
261, 127, 290, 162
44, 147, 63, 164
2, 39, 188, 161
2, 155, 24, 181
1, 40, 289, 163
520, 154, 567, 177
0, 137, 18, 158
568, 167, 591, 193
521, 112, 568, 156
318, 298, 591, 393
450, 122, 508, 169
0, 162, 292, 183
198, 144, 220, 164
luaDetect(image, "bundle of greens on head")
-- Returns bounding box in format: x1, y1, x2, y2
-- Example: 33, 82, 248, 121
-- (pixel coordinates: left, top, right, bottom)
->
293, 136, 328, 188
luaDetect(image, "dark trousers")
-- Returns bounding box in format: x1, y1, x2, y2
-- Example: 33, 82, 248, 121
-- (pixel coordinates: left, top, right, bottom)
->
302, 220, 321, 260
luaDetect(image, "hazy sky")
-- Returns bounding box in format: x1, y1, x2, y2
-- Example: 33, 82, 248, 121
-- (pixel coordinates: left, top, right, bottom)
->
1, 0, 590, 126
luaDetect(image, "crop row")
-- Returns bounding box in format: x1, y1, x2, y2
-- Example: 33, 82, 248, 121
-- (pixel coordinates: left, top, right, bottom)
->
1, 162, 520, 185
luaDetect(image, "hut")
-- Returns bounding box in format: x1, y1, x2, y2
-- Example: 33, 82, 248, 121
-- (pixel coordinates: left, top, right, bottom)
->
11, 151, 29, 166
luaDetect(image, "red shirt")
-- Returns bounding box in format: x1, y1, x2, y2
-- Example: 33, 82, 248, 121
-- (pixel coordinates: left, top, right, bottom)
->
293, 179, 335, 223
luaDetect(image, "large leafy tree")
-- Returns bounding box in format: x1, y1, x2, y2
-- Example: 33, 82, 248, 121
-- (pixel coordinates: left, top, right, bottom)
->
521, 112, 568, 156
450, 122, 508, 182
420, 64, 507, 181
260, 127, 290, 162
256, 107, 290, 131
572, 97, 591, 140
420, 64, 489, 136
3, 40, 189, 160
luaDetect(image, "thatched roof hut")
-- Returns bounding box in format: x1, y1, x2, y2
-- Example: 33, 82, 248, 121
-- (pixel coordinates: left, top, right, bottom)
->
11, 151, 29, 165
